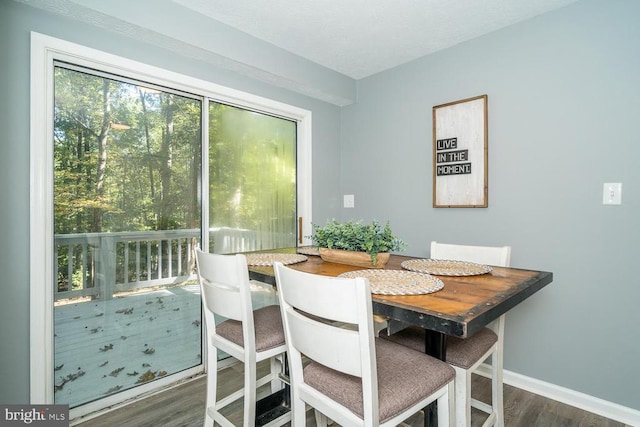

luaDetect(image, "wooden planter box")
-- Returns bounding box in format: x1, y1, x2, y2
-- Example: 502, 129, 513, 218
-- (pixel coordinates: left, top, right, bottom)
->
318, 248, 390, 269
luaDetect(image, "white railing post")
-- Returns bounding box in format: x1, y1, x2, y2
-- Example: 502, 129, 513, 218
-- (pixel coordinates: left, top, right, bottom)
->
96, 235, 116, 300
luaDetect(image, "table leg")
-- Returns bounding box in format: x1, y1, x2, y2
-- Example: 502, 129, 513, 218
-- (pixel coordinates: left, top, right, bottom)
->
423, 330, 447, 427
255, 353, 291, 426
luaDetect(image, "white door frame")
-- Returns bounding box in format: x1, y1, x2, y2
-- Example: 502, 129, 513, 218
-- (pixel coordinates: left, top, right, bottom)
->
30, 32, 312, 417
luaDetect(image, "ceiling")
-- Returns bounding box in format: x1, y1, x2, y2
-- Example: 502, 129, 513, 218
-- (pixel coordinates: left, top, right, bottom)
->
171, 0, 580, 79
20, 0, 580, 80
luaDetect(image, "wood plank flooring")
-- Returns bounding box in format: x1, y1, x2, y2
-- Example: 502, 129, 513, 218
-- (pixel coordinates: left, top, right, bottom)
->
76, 363, 628, 427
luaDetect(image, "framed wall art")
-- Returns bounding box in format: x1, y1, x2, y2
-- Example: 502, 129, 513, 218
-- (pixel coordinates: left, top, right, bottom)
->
432, 94, 488, 208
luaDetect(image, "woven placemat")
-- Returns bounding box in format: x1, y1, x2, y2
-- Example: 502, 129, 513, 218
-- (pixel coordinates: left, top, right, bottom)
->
296, 246, 321, 256
337, 269, 444, 295
245, 253, 308, 266
401, 259, 492, 276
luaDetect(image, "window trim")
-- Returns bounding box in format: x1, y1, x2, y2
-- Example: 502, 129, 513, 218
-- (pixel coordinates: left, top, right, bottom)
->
30, 31, 312, 414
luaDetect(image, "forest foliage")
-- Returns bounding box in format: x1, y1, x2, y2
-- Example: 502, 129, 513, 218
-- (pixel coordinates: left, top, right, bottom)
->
54, 65, 297, 242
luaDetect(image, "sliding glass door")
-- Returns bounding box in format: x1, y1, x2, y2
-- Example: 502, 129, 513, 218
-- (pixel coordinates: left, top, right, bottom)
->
31, 33, 311, 418
52, 65, 203, 408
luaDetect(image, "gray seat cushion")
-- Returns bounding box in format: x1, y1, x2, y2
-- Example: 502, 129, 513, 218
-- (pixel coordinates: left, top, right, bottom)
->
381, 326, 498, 369
216, 305, 285, 352
303, 337, 455, 423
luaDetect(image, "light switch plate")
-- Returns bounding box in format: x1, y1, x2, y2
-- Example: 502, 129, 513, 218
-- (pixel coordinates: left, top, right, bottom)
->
602, 183, 622, 205
343, 194, 355, 208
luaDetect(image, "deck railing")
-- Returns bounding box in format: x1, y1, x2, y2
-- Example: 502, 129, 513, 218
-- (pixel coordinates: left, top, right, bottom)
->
54, 227, 259, 301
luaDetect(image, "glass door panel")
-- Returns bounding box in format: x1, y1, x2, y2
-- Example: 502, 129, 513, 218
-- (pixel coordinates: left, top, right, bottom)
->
53, 66, 202, 408
208, 101, 297, 253
207, 102, 295, 362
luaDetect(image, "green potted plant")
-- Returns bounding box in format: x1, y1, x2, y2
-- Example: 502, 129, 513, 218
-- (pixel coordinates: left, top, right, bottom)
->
310, 220, 406, 268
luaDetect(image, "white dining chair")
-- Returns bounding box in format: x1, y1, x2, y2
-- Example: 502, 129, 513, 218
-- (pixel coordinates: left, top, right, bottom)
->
274, 261, 455, 427
383, 241, 511, 427
195, 250, 290, 427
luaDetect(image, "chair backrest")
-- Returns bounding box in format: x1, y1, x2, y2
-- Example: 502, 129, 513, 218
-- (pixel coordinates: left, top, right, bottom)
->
195, 250, 255, 348
430, 241, 511, 267
274, 262, 380, 422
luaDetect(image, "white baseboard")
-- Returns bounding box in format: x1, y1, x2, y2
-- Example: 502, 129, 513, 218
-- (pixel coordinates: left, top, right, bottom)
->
476, 364, 640, 426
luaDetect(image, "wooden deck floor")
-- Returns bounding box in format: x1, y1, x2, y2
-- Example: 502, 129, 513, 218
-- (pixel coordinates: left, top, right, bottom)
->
54, 282, 204, 407
54, 280, 278, 408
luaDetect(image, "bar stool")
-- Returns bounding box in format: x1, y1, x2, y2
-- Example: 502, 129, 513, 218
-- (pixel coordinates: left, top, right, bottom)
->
383, 241, 511, 427
195, 250, 290, 427
274, 262, 455, 427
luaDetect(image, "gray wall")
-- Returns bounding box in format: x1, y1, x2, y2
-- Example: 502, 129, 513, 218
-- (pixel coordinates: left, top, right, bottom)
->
2, 0, 638, 414
340, 0, 639, 410
0, 0, 342, 404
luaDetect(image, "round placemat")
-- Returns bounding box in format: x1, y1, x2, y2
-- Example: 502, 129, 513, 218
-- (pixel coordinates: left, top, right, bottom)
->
296, 246, 321, 256
401, 259, 492, 276
337, 269, 444, 295
245, 253, 308, 266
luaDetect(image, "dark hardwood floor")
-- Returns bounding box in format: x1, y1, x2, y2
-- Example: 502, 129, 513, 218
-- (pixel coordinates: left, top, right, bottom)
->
76, 363, 628, 427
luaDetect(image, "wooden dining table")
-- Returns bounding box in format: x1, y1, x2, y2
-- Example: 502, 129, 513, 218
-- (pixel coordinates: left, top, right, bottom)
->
247, 248, 553, 426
